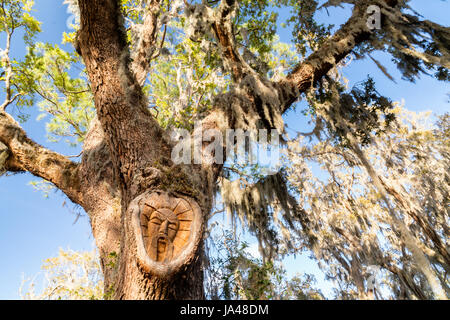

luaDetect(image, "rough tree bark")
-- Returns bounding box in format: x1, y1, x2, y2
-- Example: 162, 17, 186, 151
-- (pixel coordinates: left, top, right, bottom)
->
0, 0, 394, 299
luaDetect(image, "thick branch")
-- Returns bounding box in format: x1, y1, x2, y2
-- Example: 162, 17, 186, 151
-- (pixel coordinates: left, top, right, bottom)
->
0, 111, 82, 204
77, 0, 170, 199
210, 0, 251, 81
277, 5, 372, 113
131, 0, 162, 86
276, 1, 404, 113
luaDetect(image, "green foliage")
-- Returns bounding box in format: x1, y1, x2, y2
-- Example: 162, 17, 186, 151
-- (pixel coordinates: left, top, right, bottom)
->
1, 0, 94, 146
235, 0, 280, 58
0, 0, 41, 112
28, 179, 55, 198
0, 0, 41, 45
148, 33, 229, 130
307, 76, 395, 146
285, 106, 450, 299
2, 0, 448, 300
25, 43, 94, 146
280, 0, 333, 57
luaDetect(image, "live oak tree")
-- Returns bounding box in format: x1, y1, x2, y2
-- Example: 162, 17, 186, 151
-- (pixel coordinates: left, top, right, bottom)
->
0, 0, 448, 299
19, 108, 449, 301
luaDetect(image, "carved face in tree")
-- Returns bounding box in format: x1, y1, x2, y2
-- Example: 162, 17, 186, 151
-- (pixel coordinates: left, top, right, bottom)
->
136, 193, 198, 268
148, 208, 180, 262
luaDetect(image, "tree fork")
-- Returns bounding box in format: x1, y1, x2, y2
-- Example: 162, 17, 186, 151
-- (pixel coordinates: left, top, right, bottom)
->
74, 0, 215, 299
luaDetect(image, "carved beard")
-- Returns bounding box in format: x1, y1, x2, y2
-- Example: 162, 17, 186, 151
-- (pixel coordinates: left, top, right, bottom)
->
150, 233, 174, 263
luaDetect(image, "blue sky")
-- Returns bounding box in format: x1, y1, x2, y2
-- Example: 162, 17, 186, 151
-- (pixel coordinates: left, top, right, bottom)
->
0, 0, 448, 299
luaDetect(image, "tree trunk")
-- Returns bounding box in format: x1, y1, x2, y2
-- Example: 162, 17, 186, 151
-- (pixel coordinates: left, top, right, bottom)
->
71, 0, 221, 299
80, 117, 212, 299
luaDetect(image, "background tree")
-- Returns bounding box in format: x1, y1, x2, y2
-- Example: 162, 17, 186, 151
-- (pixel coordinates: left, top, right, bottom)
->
0, 0, 448, 299
20, 248, 104, 300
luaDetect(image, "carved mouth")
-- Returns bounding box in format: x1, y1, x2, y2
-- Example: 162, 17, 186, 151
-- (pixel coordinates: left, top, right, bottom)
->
156, 235, 169, 262
157, 234, 169, 243
157, 235, 169, 256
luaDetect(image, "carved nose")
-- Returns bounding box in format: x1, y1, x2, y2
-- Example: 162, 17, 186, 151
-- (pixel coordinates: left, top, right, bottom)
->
159, 220, 169, 235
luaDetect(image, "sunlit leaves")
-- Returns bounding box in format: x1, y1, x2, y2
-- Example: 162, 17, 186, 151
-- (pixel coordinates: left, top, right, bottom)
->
20, 248, 104, 300
0, 0, 41, 45
279, 0, 333, 57
148, 21, 230, 129
25, 43, 94, 146
0, 0, 41, 114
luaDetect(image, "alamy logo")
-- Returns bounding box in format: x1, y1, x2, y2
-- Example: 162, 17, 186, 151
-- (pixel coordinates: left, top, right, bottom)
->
170, 124, 281, 175
66, 7, 76, 30
64, 1, 79, 30
367, 5, 381, 30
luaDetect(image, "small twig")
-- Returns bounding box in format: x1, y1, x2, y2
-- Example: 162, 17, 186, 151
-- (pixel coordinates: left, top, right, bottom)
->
67, 151, 83, 158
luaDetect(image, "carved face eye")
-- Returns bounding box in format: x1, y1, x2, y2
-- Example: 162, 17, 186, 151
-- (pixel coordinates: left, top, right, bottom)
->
150, 215, 162, 226
166, 222, 178, 239
167, 222, 177, 232
149, 209, 179, 240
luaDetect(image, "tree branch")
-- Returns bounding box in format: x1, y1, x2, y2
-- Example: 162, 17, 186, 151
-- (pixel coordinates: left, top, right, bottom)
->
0, 111, 83, 204
198, 2, 403, 176
277, 4, 372, 113
0, 19, 16, 112
131, 0, 162, 86
276, 1, 404, 114
76, 0, 170, 200
210, 0, 251, 82
185, 0, 253, 82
